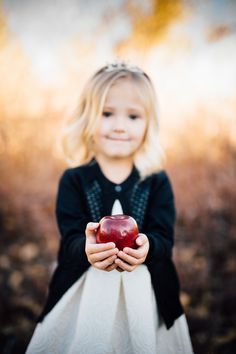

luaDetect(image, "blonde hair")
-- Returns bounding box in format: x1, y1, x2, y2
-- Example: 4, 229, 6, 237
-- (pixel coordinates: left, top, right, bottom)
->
61, 63, 165, 178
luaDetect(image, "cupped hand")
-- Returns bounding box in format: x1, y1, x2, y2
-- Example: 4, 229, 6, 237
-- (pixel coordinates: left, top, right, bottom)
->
85, 222, 119, 272
114, 233, 150, 272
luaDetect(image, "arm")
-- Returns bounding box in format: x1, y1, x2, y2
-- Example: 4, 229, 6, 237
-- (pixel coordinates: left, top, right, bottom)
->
55, 169, 91, 269
144, 171, 176, 265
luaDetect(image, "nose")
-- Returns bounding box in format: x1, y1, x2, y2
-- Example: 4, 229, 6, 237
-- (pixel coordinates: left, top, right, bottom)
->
112, 115, 126, 133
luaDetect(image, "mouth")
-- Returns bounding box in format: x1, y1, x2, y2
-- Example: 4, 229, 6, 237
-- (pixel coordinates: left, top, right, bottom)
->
105, 137, 130, 142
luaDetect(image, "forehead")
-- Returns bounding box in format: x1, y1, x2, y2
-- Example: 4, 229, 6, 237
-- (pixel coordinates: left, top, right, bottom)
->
104, 76, 145, 109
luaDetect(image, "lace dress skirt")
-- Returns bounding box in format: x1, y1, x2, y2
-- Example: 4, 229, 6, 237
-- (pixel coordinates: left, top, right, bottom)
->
26, 264, 194, 354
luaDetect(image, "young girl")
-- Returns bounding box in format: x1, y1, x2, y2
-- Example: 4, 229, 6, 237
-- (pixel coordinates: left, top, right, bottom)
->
26, 62, 194, 353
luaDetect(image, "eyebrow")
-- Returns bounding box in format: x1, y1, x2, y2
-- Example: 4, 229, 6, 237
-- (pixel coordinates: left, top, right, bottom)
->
103, 106, 144, 112
102, 106, 114, 110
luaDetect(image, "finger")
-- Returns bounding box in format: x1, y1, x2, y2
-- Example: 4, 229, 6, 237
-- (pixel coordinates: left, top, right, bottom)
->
85, 222, 100, 237
122, 247, 144, 259
85, 222, 100, 246
87, 242, 116, 255
122, 234, 148, 256
105, 263, 118, 272
94, 254, 117, 270
117, 250, 141, 265
116, 266, 124, 272
115, 258, 135, 272
135, 233, 148, 247
89, 248, 118, 262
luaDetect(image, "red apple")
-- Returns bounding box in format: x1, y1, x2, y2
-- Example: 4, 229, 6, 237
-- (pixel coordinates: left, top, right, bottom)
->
96, 215, 139, 251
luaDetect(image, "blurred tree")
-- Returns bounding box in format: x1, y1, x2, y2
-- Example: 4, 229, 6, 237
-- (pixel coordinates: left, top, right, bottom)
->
206, 24, 235, 42
0, 4, 8, 48
116, 0, 183, 53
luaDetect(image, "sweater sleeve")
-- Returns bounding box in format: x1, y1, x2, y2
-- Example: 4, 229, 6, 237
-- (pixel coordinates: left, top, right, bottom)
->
144, 171, 176, 265
55, 169, 91, 269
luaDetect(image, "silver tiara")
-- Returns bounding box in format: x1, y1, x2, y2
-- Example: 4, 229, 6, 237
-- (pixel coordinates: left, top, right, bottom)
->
104, 62, 144, 74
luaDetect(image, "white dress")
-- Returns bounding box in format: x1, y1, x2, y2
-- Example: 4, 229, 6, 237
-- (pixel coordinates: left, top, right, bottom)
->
26, 200, 194, 354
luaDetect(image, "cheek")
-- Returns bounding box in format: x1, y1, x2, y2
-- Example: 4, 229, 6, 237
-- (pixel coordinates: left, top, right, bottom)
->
93, 121, 107, 140
97, 120, 112, 137
133, 121, 147, 142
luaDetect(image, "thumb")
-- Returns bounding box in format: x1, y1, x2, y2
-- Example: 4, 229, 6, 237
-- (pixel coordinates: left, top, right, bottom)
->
136, 233, 147, 246
85, 222, 100, 239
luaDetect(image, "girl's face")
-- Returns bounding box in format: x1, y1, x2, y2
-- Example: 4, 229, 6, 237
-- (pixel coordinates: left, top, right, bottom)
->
93, 77, 147, 161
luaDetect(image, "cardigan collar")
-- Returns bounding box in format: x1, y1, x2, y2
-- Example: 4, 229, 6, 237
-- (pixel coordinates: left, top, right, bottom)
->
88, 158, 140, 193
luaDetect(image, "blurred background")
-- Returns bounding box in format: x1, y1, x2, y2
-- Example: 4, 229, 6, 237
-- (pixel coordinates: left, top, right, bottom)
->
0, 0, 235, 353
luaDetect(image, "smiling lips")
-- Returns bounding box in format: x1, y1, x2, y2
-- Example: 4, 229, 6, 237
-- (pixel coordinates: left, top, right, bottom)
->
106, 136, 130, 142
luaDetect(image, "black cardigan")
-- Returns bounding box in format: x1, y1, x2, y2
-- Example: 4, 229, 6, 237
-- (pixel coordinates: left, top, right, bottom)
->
38, 159, 183, 329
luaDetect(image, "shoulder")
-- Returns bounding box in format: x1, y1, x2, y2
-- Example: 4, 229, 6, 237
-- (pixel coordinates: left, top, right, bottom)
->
143, 170, 175, 202
60, 161, 96, 180
142, 169, 172, 189
58, 161, 94, 189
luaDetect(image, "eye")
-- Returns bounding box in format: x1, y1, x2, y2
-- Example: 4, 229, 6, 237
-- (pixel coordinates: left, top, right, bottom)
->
102, 111, 112, 117
129, 114, 139, 120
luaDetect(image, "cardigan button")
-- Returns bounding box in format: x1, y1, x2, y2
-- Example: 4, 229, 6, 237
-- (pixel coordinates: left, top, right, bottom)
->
115, 185, 122, 192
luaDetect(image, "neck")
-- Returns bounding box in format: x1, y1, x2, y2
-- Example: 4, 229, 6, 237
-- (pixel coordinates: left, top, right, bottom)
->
95, 155, 134, 184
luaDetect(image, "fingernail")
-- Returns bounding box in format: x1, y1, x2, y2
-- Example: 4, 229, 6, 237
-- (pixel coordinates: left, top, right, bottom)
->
89, 222, 98, 228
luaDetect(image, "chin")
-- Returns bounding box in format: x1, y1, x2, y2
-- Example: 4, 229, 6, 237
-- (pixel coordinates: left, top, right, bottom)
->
107, 146, 135, 156
107, 151, 133, 159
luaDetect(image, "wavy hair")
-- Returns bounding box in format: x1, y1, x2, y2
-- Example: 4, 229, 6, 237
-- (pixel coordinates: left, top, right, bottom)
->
60, 63, 165, 177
